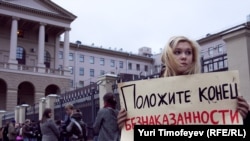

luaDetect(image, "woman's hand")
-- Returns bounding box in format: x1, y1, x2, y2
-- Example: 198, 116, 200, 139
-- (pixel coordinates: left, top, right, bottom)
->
237, 96, 249, 119
117, 108, 127, 129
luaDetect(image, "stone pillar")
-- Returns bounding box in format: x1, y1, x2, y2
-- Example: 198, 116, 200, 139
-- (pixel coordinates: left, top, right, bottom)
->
15, 106, 20, 123
8, 17, 19, 69
63, 28, 70, 74
45, 94, 58, 120
19, 104, 29, 124
37, 23, 46, 72
39, 97, 46, 121
97, 74, 117, 108
0, 110, 6, 127
222, 30, 250, 103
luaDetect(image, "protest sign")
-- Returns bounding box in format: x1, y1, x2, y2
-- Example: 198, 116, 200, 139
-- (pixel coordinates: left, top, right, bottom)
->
118, 70, 242, 141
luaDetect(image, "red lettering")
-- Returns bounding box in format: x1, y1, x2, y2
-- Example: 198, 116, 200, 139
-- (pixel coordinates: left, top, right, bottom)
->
124, 109, 239, 130
230, 110, 239, 123
210, 110, 219, 124
169, 113, 176, 125
184, 112, 192, 124
154, 115, 161, 124
218, 109, 229, 124
139, 115, 148, 125
200, 111, 209, 123
192, 111, 201, 123
176, 113, 184, 124
125, 118, 132, 130
162, 114, 169, 124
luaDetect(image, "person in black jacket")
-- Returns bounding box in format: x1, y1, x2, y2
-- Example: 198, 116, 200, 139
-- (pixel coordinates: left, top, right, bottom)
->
2, 122, 9, 141
61, 103, 75, 141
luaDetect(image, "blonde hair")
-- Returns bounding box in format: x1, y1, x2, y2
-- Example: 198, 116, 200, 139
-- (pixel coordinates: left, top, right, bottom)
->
64, 103, 74, 110
161, 36, 200, 77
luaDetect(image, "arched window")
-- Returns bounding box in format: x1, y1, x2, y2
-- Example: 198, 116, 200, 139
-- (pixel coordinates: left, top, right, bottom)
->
44, 50, 50, 68
16, 46, 26, 64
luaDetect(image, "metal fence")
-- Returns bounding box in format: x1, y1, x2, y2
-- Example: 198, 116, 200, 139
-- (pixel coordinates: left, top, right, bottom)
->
2, 111, 15, 126
26, 102, 39, 122
53, 83, 100, 139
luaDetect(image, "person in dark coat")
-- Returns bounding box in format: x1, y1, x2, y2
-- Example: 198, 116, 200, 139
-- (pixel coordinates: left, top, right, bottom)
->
40, 108, 60, 141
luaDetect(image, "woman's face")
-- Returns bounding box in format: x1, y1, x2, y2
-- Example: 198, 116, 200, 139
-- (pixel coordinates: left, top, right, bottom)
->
172, 41, 193, 75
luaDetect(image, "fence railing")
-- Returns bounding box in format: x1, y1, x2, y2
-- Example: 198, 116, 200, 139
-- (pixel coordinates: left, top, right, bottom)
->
2, 111, 15, 126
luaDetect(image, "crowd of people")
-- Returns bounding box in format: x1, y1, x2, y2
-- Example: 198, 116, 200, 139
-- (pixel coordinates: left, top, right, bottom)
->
0, 35, 249, 141
0, 119, 41, 141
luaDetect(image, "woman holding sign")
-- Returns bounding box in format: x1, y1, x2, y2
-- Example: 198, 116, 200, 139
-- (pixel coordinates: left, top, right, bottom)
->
117, 35, 250, 129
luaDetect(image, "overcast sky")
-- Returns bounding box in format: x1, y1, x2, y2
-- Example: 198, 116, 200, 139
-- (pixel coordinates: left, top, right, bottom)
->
51, 0, 250, 54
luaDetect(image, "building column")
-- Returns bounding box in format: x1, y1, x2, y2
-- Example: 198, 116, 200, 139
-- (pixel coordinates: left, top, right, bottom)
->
8, 17, 19, 69
55, 35, 60, 70
45, 94, 58, 120
19, 104, 29, 124
39, 97, 46, 121
63, 28, 70, 75
15, 106, 20, 123
97, 74, 118, 108
37, 23, 46, 72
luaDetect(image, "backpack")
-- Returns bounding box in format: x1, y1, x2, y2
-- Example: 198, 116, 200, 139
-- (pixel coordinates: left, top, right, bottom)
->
71, 120, 87, 140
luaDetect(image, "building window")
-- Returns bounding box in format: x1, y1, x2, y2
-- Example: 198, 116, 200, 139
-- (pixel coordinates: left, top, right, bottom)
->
128, 63, 132, 70
224, 59, 228, 68
110, 60, 115, 67
79, 54, 84, 62
219, 61, 224, 69
16, 46, 25, 64
45, 34, 48, 42
69, 66, 73, 74
218, 44, 223, 54
203, 66, 208, 73
213, 62, 218, 71
90, 69, 94, 77
144, 65, 148, 72
79, 81, 84, 87
200, 50, 205, 58
209, 63, 213, 71
58, 65, 63, 70
44, 50, 50, 68
208, 47, 213, 56
79, 68, 84, 76
90, 56, 94, 64
100, 58, 105, 66
119, 61, 123, 68
100, 70, 105, 75
59, 51, 63, 59
69, 53, 74, 61
136, 64, 140, 71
